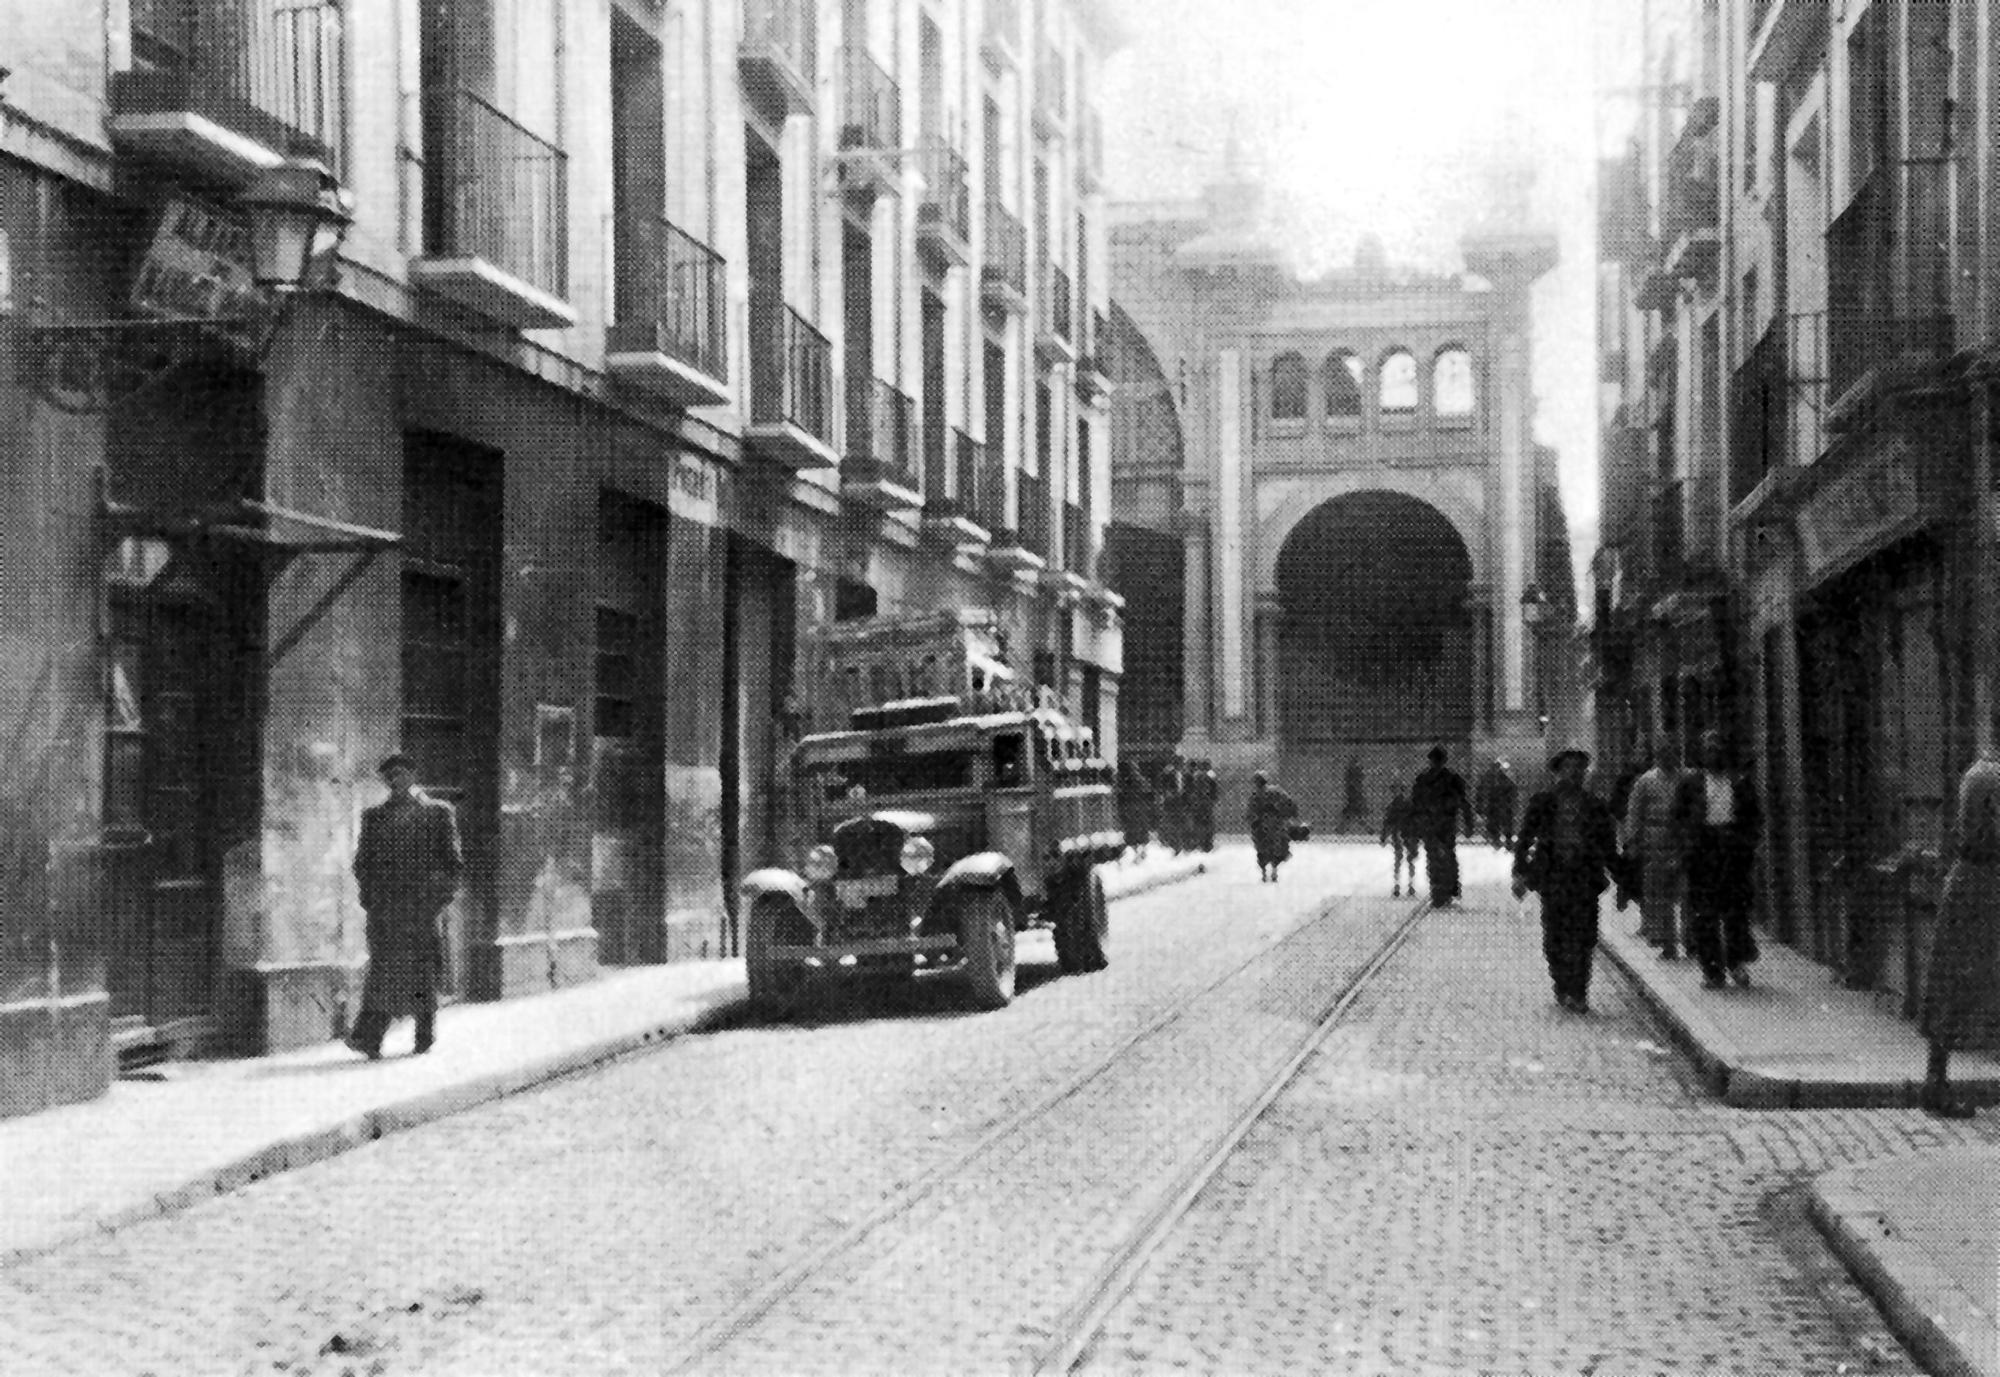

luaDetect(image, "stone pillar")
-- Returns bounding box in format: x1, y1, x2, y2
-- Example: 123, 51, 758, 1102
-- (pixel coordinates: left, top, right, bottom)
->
1178, 509, 1211, 746
1254, 590, 1282, 745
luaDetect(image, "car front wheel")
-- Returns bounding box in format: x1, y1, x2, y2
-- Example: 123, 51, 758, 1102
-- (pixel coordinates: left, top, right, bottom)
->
956, 889, 1017, 1010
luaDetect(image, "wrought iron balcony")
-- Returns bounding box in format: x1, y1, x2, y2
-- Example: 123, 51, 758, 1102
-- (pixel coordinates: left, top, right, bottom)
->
414, 89, 573, 329
1033, 44, 1066, 139
748, 290, 837, 468
843, 376, 921, 508
606, 214, 728, 407
112, 0, 346, 184
988, 469, 1051, 573
1036, 263, 1076, 364
1827, 160, 1958, 419
835, 48, 902, 199
1729, 312, 1826, 507
1076, 306, 1112, 401
740, 0, 816, 118
981, 201, 1028, 314
916, 139, 971, 266
1078, 109, 1106, 191
982, 0, 1022, 71
924, 428, 995, 548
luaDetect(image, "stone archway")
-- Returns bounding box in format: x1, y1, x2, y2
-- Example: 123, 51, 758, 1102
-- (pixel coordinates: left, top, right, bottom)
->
1274, 491, 1474, 824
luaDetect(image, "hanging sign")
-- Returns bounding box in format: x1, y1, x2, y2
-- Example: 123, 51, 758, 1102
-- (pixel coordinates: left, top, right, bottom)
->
129, 196, 274, 345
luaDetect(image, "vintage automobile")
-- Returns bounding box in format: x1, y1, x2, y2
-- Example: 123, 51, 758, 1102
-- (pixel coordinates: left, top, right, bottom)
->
740, 696, 1124, 1013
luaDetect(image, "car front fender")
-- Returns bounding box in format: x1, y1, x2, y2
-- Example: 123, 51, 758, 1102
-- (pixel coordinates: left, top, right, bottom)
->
741, 868, 808, 909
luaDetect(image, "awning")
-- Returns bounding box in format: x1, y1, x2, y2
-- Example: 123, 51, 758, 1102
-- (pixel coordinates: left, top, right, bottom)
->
102, 493, 401, 556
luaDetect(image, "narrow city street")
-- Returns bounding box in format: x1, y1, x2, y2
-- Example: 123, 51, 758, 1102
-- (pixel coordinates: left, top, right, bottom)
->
5, 842, 1987, 1376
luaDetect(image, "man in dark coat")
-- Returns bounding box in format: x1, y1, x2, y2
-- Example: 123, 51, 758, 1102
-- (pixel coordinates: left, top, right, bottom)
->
1675, 730, 1762, 990
346, 753, 463, 1059
1512, 746, 1620, 1012
1341, 755, 1368, 831
1410, 745, 1475, 907
1193, 760, 1220, 851
1491, 762, 1519, 849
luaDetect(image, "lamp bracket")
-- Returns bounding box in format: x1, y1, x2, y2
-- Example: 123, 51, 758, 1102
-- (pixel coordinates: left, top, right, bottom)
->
21, 312, 263, 413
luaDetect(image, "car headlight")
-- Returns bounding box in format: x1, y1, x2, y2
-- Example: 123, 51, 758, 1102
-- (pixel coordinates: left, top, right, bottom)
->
899, 836, 936, 876
804, 844, 839, 883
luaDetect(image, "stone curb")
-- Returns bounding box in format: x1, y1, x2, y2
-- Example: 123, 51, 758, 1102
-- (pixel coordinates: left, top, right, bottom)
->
1809, 1164, 1997, 1377
1596, 925, 1955, 1110
2, 854, 1211, 1268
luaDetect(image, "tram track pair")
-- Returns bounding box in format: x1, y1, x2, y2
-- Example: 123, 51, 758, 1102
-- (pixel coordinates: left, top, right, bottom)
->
663, 887, 1435, 1375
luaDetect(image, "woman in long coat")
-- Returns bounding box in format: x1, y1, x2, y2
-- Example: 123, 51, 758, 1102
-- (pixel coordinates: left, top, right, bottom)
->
1117, 760, 1154, 860
1247, 771, 1299, 883
1918, 754, 2000, 1117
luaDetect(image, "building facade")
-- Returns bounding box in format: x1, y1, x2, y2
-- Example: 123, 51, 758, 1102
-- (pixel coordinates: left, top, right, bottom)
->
1596, 0, 2000, 1034
1108, 169, 1576, 827
0, 0, 1124, 1118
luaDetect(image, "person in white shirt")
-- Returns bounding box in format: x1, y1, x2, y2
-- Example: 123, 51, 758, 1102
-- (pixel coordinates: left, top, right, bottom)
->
1675, 731, 1761, 989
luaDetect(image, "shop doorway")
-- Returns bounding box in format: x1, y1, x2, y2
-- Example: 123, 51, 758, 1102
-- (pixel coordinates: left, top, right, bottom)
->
103, 548, 263, 1060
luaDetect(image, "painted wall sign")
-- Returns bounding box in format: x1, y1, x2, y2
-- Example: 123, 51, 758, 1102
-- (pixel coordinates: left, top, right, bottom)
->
1796, 435, 1928, 584
670, 452, 720, 526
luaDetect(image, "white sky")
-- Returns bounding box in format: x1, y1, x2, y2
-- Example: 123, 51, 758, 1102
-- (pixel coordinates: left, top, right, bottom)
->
1101, 0, 1642, 602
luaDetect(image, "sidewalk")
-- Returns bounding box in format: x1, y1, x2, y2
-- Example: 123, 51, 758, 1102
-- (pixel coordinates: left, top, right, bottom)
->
0, 849, 1203, 1266
1597, 908, 2000, 1110
1599, 904, 2000, 1377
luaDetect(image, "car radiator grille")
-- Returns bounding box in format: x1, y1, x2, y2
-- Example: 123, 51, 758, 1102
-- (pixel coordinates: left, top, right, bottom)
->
825, 897, 910, 945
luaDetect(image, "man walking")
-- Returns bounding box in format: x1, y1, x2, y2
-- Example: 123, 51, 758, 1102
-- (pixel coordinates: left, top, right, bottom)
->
1491, 761, 1519, 850
1621, 741, 1685, 959
1193, 760, 1220, 851
1342, 755, 1369, 831
346, 753, 463, 1059
1676, 730, 1761, 990
1513, 746, 1620, 1013
1410, 745, 1475, 908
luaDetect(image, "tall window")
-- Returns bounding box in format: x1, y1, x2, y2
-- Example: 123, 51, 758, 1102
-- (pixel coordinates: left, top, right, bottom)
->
1433, 347, 1475, 418
1269, 352, 1307, 422
1324, 351, 1362, 419
1379, 349, 1418, 414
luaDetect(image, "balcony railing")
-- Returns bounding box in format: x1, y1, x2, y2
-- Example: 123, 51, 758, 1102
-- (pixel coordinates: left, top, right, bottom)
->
1729, 312, 1826, 504
1034, 44, 1066, 129
423, 89, 568, 302
1063, 501, 1089, 578
984, 0, 1021, 50
611, 214, 726, 385
115, 0, 346, 173
1827, 160, 1957, 407
983, 200, 1027, 302
847, 375, 920, 489
956, 428, 1003, 531
838, 48, 901, 155
740, 0, 816, 114
1050, 264, 1073, 342
751, 290, 836, 447
1017, 470, 1050, 557
916, 139, 972, 252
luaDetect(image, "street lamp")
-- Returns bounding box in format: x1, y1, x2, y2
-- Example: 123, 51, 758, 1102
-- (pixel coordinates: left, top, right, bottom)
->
239, 156, 355, 294
28, 154, 356, 413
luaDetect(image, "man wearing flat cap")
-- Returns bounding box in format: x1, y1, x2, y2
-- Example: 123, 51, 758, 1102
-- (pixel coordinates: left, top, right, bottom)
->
1512, 745, 1619, 1013
346, 753, 463, 1059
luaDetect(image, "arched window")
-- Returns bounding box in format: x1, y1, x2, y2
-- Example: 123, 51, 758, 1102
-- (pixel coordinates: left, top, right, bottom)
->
1270, 352, 1307, 422
1379, 349, 1418, 414
1324, 351, 1363, 419
1434, 347, 1476, 417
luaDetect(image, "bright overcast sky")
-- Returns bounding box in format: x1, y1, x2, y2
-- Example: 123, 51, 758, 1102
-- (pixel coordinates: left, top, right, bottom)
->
1101, 0, 1641, 601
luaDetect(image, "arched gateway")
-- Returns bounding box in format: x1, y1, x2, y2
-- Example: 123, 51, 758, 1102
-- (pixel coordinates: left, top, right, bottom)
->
1275, 492, 1474, 819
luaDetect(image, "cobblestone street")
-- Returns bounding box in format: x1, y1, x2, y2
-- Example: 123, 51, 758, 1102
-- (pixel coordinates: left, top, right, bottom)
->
5, 844, 1994, 1375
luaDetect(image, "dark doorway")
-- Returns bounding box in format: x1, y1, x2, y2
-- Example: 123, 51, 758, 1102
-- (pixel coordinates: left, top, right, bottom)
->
593, 490, 669, 966
103, 550, 263, 1058
720, 536, 795, 950
922, 288, 947, 496
1105, 522, 1183, 757
401, 431, 503, 1000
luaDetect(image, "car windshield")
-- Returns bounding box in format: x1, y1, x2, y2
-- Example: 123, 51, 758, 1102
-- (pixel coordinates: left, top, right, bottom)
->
802, 750, 976, 801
